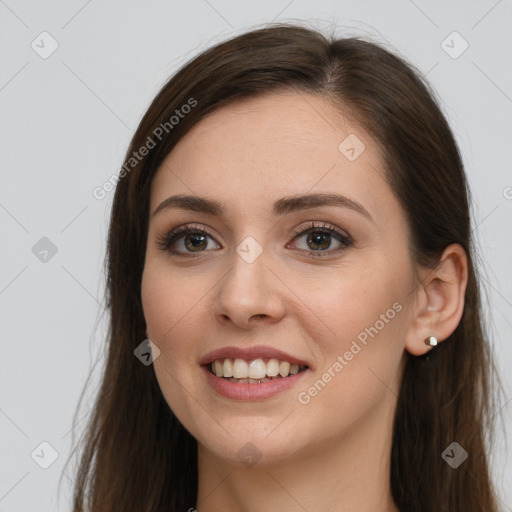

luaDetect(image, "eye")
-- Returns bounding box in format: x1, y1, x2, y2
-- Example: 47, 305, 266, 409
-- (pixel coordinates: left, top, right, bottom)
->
288, 221, 353, 258
157, 224, 220, 258
157, 221, 353, 259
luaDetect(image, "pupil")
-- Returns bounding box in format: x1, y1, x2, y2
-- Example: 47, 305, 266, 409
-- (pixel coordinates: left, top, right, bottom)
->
308, 231, 330, 250
186, 234, 206, 251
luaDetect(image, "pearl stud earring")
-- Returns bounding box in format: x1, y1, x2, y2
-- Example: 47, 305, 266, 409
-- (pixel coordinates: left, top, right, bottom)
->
424, 336, 438, 347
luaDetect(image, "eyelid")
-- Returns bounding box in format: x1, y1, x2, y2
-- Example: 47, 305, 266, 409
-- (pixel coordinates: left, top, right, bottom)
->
289, 220, 352, 241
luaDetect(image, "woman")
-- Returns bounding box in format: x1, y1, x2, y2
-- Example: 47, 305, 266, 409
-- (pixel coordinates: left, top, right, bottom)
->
65, 23, 502, 511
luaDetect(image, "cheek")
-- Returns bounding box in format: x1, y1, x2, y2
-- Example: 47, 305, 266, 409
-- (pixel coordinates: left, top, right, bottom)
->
308, 262, 399, 345
141, 262, 209, 351
302, 262, 407, 405
141, 262, 210, 422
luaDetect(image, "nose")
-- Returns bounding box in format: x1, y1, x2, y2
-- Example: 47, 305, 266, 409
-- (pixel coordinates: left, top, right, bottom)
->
211, 245, 286, 329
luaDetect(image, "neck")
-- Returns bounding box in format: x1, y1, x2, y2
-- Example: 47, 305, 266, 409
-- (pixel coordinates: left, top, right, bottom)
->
195, 397, 400, 512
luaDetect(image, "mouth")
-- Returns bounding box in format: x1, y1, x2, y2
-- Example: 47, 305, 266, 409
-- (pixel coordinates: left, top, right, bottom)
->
200, 345, 311, 400
207, 357, 309, 383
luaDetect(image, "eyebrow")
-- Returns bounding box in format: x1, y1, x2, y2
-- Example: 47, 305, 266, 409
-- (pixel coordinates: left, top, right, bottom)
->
152, 192, 373, 221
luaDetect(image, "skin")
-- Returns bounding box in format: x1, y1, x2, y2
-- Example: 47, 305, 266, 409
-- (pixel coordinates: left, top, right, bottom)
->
141, 90, 468, 512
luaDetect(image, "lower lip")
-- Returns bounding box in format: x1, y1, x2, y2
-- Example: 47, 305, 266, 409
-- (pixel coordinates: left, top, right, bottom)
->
202, 365, 309, 401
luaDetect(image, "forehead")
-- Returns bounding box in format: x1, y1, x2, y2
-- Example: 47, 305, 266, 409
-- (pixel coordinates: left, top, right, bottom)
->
150, 91, 392, 223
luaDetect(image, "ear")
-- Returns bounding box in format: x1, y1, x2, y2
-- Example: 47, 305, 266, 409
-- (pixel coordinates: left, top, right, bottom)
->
404, 243, 469, 356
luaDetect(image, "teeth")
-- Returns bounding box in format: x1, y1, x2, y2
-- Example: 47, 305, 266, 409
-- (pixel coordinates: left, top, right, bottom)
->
248, 359, 266, 379
223, 358, 233, 378
233, 359, 249, 379
209, 357, 307, 380
266, 358, 279, 377
226, 377, 272, 383
279, 361, 290, 377
214, 360, 223, 377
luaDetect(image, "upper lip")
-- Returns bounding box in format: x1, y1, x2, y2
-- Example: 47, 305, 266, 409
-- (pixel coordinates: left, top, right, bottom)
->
199, 345, 310, 367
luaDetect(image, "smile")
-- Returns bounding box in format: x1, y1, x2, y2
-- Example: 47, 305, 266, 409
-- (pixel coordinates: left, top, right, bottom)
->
209, 357, 309, 383
200, 345, 311, 400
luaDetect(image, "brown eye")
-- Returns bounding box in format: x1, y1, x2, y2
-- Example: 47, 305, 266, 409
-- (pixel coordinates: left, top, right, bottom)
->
289, 222, 353, 258
305, 230, 333, 251
183, 232, 208, 252
158, 221, 353, 259
158, 225, 220, 257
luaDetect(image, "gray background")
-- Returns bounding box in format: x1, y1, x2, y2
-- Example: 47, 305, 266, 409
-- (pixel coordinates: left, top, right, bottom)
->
0, 1, 511, 510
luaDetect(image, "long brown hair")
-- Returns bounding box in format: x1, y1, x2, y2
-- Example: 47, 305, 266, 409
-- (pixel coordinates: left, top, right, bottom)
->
63, 23, 504, 511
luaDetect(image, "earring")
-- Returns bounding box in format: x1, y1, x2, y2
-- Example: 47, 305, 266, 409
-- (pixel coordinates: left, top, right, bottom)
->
424, 336, 438, 347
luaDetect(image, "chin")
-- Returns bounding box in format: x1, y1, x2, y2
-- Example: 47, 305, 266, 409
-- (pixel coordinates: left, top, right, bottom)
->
200, 435, 305, 469
192, 415, 316, 469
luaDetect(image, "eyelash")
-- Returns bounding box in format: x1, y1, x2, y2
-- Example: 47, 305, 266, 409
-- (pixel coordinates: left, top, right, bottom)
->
156, 221, 354, 259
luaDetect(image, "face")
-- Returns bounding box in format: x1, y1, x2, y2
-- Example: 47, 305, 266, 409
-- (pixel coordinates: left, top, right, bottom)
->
141, 91, 419, 467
